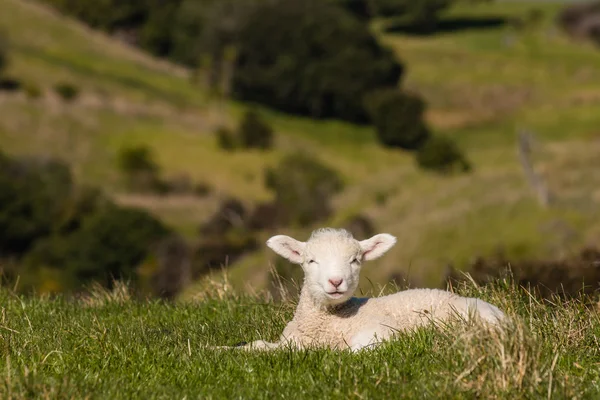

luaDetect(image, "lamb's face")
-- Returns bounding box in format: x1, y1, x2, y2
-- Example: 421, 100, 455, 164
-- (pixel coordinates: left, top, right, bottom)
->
267, 228, 397, 307
302, 235, 363, 305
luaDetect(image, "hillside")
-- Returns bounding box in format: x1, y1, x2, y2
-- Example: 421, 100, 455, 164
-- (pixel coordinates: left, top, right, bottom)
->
1, 0, 599, 296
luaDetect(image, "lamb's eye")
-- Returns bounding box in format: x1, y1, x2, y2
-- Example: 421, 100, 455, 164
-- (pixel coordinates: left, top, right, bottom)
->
352, 258, 360, 264
308, 259, 317, 264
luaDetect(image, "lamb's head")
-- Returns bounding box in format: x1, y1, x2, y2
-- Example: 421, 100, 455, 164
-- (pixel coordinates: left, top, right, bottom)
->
266, 228, 396, 306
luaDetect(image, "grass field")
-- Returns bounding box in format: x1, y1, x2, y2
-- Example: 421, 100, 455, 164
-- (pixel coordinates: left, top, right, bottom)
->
1, 279, 600, 399
1, 0, 600, 295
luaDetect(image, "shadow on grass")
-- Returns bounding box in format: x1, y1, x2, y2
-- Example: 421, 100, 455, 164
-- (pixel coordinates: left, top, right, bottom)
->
385, 16, 508, 36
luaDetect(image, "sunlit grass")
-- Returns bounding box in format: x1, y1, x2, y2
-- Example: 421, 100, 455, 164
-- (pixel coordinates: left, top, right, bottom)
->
1, 278, 599, 399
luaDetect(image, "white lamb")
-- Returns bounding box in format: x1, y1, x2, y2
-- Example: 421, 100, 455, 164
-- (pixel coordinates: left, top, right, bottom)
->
219, 228, 506, 352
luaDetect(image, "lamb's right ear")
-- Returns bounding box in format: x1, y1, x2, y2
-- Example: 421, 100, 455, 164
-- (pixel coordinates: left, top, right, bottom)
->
266, 235, 306, 264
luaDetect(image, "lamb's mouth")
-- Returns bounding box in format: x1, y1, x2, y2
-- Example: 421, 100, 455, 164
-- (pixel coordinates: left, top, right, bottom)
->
326, 291, 346, 299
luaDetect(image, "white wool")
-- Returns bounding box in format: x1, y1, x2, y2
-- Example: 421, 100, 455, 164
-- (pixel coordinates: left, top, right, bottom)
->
219, 228, 506, 352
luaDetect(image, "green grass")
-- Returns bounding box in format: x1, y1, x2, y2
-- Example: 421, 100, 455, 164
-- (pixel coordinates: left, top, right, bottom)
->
1, 279, 600, 399
1, 0, 600, 293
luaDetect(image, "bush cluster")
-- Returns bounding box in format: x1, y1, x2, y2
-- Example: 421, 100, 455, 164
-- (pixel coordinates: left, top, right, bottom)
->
364, 87, 472, 173
0, 150, 172, 293
446, 247, 600, 299
216, 110, 274, 151
25, 205, 169, 289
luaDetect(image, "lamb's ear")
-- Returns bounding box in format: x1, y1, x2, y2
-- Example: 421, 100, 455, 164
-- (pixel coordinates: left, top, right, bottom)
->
359, 234, 396, 261
266, 235, 306, 264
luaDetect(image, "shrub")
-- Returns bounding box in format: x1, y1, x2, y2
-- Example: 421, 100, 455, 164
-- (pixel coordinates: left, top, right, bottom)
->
332, 0, 372, 19
376, 0, 451, 28
232, 0, 403, 123
215, 126, 238, 151
238, 110, 273, 150
55, 185, 111, 235
0, 77, 21, 92
416, 135, 472, 174
216, 111, 274, 151
0, 154, 75, 255
24, 83, 42, 99
365, 89, 430, 150
265, 152, 344, 226
117, 145, 159, 175
38, 205, 169, 288
117, 145, 164, 193
54, 82, 80, 101
446, 247, 600, 299
0, 31, 8, 74
193, 182, 212, 197
334, 0, 454, 30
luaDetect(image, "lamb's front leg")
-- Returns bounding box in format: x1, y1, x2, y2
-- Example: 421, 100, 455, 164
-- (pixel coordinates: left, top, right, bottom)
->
208, 340, 283, 351
236, 340, 282, 351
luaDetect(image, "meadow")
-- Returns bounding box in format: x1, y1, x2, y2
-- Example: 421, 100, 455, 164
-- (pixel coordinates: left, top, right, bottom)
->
1, 278, 600, 399
0, 0, 599, 292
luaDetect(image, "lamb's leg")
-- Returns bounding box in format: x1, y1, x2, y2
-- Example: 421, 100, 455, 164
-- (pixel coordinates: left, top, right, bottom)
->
208, 340, 282, 351
237, 340, 282, 351
349, 327, 393, 352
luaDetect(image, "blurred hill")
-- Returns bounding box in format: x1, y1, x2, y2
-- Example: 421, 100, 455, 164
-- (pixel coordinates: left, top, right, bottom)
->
0, 0, 599, 298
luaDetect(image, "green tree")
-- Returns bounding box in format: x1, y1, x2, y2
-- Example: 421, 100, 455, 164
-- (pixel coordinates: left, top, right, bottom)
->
26, 205, 170, 289
232, 0, 403, 123
0, 154, 74, 255
365, 89, 430, 150
238, 110, 273, 150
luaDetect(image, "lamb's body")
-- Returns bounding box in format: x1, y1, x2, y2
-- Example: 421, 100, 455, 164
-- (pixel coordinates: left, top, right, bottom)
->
217, 228, 506, 352
278, 288, 503, 350
245, 287, 504, 351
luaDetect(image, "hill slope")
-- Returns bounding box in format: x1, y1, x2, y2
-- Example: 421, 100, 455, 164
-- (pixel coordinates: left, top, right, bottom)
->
1, 0, 599, 295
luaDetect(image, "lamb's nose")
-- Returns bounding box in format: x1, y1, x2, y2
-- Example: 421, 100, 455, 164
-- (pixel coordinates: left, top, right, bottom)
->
329, 278, 343, 288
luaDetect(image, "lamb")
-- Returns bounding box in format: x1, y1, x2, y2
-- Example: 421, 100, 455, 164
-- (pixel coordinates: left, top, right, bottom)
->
218, 228, 506, 352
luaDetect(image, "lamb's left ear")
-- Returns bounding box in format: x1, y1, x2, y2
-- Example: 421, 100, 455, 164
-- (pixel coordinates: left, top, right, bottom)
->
266, 235, 306, 264
359, 234, 396, 261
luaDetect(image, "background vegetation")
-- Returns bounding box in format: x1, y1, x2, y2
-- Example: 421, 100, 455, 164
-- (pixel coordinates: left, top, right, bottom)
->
0, 0, 599, 301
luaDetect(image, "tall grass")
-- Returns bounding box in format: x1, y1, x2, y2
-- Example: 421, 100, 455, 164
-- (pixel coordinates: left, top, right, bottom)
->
1, 276, 599, 399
